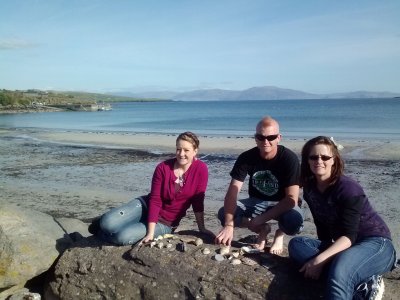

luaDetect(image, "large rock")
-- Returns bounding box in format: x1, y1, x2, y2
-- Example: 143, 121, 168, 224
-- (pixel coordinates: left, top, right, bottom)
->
44, 232, 326, 300
0, 204, 70, 290
0, 204, 89, 297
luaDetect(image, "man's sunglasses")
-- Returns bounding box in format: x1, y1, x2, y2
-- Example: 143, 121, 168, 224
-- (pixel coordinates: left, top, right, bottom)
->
254, 134, 279, 142
308, 155, 333, 161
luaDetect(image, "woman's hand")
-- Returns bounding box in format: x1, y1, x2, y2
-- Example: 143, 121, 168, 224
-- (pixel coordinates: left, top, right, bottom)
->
139, 233, 154, 245
299, 257, 326, 280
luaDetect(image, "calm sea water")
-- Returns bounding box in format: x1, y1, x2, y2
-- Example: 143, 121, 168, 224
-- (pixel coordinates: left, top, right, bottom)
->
1, 99, 399, 140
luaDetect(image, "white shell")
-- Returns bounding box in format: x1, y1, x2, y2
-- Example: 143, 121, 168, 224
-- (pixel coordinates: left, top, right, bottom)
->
241, 246, 260, 254
155, 235, 164, 241
231, 258, 241, 265
219, 246, 230, 255
156, 242, 164, 249
202, 248, 211, 255
195, 238, 203, 246
232, 250, 240, 258
150, 241, 156, 248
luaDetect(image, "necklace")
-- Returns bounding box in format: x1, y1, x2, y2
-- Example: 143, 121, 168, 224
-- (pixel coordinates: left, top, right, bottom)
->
175, 169, 185, 187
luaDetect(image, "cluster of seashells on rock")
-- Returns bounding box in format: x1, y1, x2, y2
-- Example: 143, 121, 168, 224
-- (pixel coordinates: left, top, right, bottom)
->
140, 233, 204, 251
209, 245, 262, 266
137, 234, 268, 267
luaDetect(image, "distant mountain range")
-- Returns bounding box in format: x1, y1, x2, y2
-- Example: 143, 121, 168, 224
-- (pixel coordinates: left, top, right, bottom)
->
107, 86, 400, 101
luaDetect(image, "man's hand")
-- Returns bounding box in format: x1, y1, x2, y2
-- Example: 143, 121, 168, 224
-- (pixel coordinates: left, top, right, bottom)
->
215, 226, 234, 246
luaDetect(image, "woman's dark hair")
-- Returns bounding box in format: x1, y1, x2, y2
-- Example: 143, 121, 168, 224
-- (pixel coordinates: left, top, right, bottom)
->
300, 136, 344, 188
176, 131, 200, 149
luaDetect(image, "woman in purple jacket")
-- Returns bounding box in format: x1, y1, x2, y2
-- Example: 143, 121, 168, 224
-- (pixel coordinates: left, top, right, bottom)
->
91, 131, 213, 245
288, 136, 396, 300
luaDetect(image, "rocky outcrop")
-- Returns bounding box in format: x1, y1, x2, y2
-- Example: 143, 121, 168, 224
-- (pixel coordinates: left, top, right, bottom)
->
44, 232, 326, 300
1, 204, 399, 299
0, 204, 89, 299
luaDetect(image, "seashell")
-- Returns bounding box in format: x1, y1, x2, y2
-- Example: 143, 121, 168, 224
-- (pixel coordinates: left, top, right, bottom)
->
163, 233, 174, 239
231, 258, 241, 265
150, 241, 156, 248
219, 245, 230, 255
241, 246, 260, 254
195, 238, 203, 246
156, 242, 164, 249
214, 254, 225, 262
232, 250, 240, 258
155, 235, 164, 241
202, 248, 211, 255
166, 242, 173, 249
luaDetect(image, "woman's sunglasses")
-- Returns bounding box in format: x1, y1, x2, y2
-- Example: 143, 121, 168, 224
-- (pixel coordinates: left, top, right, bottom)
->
254, 134, 279, 142
308, 155, 333, 161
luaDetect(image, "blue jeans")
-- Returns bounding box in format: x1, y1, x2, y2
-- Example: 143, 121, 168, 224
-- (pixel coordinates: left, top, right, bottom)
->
98, 196, 173, 245
217, 197, 304, 235
288, 236, 396, 300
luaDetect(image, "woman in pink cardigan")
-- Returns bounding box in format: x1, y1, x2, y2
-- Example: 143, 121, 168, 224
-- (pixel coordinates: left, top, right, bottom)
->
92, 131, 213, 245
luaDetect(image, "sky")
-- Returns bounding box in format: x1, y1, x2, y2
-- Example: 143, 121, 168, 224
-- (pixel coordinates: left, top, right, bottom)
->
1, 0, 399, 94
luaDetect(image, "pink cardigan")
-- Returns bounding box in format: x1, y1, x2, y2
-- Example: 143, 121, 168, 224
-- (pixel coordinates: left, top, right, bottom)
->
147, 158, 208, 227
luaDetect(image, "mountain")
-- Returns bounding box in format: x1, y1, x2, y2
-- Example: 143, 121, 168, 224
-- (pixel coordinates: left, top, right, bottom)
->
107, 86, 400, 101
107, 90, 177, 100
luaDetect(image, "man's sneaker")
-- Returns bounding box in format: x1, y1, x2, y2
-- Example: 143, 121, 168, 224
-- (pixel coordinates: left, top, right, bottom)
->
354, 275, 384, 300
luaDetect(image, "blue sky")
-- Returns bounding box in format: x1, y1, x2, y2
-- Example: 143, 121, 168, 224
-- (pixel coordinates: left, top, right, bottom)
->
1, 0, 399, 94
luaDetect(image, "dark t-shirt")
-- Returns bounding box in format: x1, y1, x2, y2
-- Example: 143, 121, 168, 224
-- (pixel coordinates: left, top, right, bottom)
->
230, 145, 300, 202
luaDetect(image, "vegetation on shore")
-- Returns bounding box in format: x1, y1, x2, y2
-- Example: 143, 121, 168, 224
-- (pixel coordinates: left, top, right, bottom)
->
0, 89, 169, 112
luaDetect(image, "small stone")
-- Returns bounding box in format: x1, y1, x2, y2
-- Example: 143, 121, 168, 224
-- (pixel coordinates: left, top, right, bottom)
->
214, 254, 225, 262
156, 242, 164, 249
177, 242, 187, 252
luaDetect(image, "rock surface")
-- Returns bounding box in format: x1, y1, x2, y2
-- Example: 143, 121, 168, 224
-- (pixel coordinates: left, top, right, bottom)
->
44, 232, 327, 300
0, 204, 70, 290
0, 204, 90, 299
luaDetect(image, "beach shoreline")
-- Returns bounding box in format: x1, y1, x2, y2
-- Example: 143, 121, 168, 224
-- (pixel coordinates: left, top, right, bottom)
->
1, 128, 399, 246
3, 128, 400, 160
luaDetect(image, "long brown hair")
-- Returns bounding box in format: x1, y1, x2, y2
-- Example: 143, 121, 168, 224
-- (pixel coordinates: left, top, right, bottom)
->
300, 136, 344, 188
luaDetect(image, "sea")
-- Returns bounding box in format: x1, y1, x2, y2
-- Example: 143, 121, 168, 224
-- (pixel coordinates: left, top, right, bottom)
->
1, 98, 399, 140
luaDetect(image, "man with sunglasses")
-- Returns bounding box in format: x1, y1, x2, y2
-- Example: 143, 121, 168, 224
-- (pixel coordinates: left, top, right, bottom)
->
215, 116, 303, 255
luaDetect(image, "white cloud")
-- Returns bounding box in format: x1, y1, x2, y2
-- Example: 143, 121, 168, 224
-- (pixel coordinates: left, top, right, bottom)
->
0, 38, 36, 50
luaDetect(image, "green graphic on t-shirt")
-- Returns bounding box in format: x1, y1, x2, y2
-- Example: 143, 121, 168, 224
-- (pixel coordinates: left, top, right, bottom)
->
252, 170, 279, 196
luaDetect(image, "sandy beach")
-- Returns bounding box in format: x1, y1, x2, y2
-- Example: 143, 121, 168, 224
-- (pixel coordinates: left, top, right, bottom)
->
1, 127, 399, 296
1, 128, 399, 250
